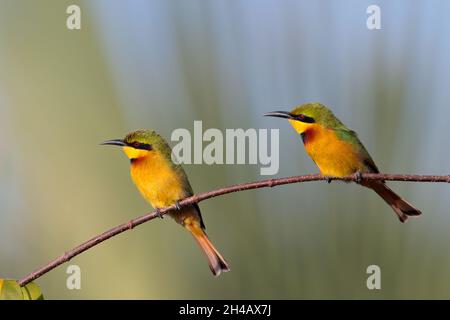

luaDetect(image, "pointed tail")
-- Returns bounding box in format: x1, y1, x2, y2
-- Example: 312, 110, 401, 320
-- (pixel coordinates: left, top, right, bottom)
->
187, 223, 230, 276
363, 181, 422, 223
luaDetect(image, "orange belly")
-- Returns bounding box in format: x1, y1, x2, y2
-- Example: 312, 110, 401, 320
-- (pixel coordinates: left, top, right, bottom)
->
130, 153, 187, 208
303, 127, 366, 177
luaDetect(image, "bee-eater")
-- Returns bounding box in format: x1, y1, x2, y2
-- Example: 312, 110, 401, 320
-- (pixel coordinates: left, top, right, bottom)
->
265, 103, 421, 222
102, 130, 230, 276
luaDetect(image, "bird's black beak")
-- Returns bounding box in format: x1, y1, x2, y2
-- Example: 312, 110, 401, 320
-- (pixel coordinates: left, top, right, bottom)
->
100, 139, 127, 146
263, 111, 295, 119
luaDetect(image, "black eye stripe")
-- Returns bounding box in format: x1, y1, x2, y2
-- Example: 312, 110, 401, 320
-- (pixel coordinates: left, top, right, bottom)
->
129, 142, 152, 150
296, 114, 315, 123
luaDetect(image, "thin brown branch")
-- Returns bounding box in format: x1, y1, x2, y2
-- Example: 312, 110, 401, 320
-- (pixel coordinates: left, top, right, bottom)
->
17, 173, 450, 286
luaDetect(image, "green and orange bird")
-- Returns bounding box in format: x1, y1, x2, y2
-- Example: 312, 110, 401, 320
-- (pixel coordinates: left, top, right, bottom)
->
102, 130, 230, 275
265, 103, 421, 222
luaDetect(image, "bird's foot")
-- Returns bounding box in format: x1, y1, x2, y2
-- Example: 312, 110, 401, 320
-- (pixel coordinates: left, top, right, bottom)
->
175, 201, 182, 210
325, 176, 333, 184
354, 171, 363, 184
155, 208, 164, 219
127, 220, 134, 230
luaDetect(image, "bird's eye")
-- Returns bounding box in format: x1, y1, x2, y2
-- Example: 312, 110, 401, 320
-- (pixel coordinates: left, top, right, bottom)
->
130, 141, 152, 150
296, 114, 315, 123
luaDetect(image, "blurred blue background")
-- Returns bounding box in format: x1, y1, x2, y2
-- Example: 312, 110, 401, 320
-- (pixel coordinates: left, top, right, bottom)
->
0, 0, 449, 299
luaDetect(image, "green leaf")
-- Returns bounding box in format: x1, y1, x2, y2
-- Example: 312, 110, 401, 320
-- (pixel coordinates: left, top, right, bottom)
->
0, 279, 44, 300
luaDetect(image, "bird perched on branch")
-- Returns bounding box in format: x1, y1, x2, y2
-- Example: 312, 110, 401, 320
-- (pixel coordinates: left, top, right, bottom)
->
265, 103, 421, 222
102, 130, 229, 276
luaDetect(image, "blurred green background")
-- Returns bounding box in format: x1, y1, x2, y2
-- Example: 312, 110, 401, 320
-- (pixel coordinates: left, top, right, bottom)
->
0, 0, 449, 299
